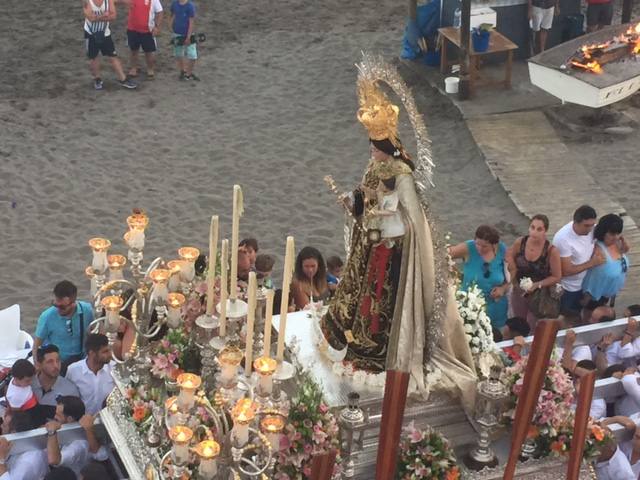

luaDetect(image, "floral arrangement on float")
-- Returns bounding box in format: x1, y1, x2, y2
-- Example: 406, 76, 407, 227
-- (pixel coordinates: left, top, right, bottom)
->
456, 283, 496, 356
124, 384, 161, 426
274, 370, 341, 479
501, 355, 576, 457
150, 328, 202, 381
538, 420, 613, 460
396, 421, 460, 480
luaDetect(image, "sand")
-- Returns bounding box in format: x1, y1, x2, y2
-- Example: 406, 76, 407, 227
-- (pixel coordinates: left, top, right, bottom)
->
0, 0, 529, 332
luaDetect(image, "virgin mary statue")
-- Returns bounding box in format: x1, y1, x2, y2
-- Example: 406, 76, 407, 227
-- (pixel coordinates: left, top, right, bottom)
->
321, 55, 476, 403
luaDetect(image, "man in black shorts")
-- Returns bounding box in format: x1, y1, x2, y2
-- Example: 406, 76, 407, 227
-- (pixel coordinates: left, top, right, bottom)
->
122, 0, 164, 79
586, 0, 613, 33
83, 0, 137, 90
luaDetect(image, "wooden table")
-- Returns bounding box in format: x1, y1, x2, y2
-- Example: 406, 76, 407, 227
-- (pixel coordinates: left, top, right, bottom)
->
438, 26, 518, 94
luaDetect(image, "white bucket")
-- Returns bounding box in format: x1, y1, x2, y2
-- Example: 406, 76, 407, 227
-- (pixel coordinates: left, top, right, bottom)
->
445, 76, 459, 94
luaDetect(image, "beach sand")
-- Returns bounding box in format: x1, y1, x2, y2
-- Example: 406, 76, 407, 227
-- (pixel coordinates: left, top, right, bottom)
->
0, 0, 528, 331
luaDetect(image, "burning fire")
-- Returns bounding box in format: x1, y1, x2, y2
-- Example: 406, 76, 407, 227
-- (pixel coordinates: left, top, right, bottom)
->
568, 22, 640, 74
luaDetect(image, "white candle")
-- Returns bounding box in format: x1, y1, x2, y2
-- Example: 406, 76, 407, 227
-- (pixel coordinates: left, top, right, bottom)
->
245, 272, 257, 376
106, 310, 119, 332
92, 251, 108, 273
263, 289, 275, 357
259, 373, 273, 396
151, 282, 168, 303
127, 229, 145, 250
169, 426, 193, 465
230, 185, 243, 300
180, 261, 195, 283
232, 422, 249, 447
177, 388, 195, 411
206, 216, 219, 315
267, 431, 281, 451
219, 239, 229, 337
167, 307, 181, 328
221, 363, 237, 383
173, 442, 189, 465
276, 236, 295, 362
199, 458, 218, 478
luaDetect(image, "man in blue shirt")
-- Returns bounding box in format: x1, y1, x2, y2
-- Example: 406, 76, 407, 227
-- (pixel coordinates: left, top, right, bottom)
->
33, 281, 94, 374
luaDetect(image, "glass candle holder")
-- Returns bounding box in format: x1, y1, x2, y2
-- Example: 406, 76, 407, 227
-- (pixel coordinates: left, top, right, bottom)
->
168, 425, 193, 465
177, 373, 202, 412
101, 295, 123, 332
218, 345, 243, 386
260, 414, 285, 451
194, 440, 221, 479
167, 260, 182, 292
166, 292, 186, 328
178, 247, 200, 283
253, 356, 277, 397
164, 396, 184, 428
88, 237, 111, 274
107, 254, 126, 281
149, 268, 171, 303
231, 398, 257, 447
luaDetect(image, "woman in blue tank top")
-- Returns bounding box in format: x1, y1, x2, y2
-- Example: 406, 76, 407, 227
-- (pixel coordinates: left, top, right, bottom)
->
582, 214, 630, 310
449, 225, 509, 328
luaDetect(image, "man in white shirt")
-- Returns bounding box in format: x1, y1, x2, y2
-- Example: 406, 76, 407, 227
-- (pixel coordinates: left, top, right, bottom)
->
45, 396, 108, 476
65, 334, 114, 415
615, 369, 640, 417
595, 441, 636, 480
552, 205, 601, 314
0, 411, 48, 480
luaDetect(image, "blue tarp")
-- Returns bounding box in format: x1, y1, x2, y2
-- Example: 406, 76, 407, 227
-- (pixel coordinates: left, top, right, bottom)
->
401, 0, 441, 61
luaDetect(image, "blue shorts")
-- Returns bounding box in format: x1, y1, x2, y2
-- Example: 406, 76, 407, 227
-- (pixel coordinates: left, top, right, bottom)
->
173, 34, 197, 60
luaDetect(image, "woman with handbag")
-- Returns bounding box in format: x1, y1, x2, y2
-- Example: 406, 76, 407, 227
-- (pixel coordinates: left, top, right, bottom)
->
582, 214, 630, 315
506, 214, 562, 327
449, 224, 509, 329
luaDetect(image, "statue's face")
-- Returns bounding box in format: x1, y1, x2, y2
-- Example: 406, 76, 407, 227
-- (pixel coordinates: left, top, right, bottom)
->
370, 143, 390, 162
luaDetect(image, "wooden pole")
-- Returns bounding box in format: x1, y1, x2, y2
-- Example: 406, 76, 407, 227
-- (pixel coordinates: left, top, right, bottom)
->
458, 0, 472, 100
503, 320, 560, 480
408, 0, 417, 21
622, 0, 633, 24
310, 450, 337, 480
566, 371, 597, 480
375, 370, 410, 480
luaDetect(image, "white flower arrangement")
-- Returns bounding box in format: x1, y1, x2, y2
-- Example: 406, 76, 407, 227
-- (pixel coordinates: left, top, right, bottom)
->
456, 284, 496, 356
330, 361, 387, 387
519, 276, 534, 292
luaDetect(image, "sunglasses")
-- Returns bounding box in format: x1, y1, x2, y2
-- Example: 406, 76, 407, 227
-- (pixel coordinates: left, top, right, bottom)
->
482, 262, 491, 279
621, 257, 628, 273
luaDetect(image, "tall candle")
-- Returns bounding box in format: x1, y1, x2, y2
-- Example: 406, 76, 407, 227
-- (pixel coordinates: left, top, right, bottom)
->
276, 236, 295, 362
230, 185, 243, 300
219, 239, 229, 337
245, 272, 257, 376
206, 215, 219, 315
263, 289, 275, 357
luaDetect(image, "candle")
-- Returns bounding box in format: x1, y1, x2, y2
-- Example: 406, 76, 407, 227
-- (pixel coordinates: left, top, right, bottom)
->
85, 267, 98, 297
101, 295, 123, 332
263, 289, 275, 357
253, 356, 277, 396
195, 440, 220, 479
231, 399, 257, 447
218, 345, 243, 385
166, 292, 185, 328
167, 260, 182, 292
149, 268, 170, 303
245, 272, 257, 376
107, 254, 126, 281
168, 425, 193, 465
178, 247, 200, 283
176, 373, 201, 412
260, 415, 285, 451
219, 239, 229, 337
230, 185, 243, 300
125, 210, 148, 250
206, 216, 219, 315
165, 397, 183, 428
276, 236, 295, 362
88, 238, 111, 273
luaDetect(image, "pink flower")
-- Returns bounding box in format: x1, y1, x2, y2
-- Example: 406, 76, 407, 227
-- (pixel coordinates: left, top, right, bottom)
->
319, 403, 329, 414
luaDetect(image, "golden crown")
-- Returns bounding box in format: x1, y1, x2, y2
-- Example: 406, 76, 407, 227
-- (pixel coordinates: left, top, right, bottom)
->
357, 81, 400, 145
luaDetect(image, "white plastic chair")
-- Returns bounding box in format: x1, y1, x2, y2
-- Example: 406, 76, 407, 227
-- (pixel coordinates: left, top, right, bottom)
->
0, 305, 33, 367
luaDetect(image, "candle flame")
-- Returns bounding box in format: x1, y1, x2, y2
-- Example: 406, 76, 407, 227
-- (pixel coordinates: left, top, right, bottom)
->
101, 295, 123, 312
177, 431, 186, 442
253, 356, 277, 374
178, 246, 200, 262
107, 254, 126, 269
196, 440, 220, 459
167, 292, 186, 308
177, 373, 202, 390
126, 210, 149, 231
149, 268, 171, 283
232, 398, 257, 424
88, 237, 111, 252
261, 415, 285, 433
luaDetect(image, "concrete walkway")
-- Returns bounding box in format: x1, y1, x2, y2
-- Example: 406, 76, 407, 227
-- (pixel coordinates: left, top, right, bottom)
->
409, 59, 640, 309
